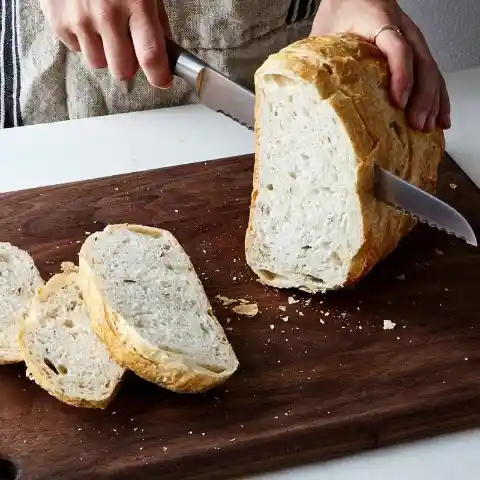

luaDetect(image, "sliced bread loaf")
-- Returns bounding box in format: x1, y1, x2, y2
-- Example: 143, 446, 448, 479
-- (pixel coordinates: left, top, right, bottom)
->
18, 266, 125, 408
245, 34, 445, 292
78, 224, 239, 393
0, 242, 44, 364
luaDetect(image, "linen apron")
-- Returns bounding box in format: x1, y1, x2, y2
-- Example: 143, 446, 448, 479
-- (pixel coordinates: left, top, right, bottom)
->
0, 0, 320, 128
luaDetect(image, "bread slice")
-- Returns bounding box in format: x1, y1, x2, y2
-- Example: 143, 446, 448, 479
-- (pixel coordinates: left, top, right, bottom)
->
78, 224, 239, 393
245, 34, 445, 292
18, 266, 125, 408
0, 242, 44, 364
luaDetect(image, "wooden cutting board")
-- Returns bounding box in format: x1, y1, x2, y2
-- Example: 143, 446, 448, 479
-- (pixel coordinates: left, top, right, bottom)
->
1, 154, 480, 480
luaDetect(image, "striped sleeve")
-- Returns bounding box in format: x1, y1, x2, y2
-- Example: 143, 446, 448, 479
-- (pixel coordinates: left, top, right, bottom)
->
0, 0, 22, 129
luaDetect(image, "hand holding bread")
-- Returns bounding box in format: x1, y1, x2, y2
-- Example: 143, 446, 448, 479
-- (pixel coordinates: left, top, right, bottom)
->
312, 0, 450, 132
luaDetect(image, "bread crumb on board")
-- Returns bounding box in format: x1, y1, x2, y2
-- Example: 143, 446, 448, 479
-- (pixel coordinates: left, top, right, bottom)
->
288, 296, 299, 305
215, 295, 240, 307
232, 303, 259, 317
383, 320, 396, 330
215, 295, 259, 317
60, 262, 77, 273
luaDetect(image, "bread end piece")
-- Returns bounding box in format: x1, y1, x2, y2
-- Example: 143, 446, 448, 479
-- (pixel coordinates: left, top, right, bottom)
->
79, 224, 239, 393
0, 242, 44, 364
18, 270, 125, 409
245, 34, 445, 292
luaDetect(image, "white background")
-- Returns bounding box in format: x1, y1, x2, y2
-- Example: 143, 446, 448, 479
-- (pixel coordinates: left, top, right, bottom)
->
399, 0, 480, 71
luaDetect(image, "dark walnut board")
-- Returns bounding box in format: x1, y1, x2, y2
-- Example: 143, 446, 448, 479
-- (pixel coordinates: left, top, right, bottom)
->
1, 153, 480, 480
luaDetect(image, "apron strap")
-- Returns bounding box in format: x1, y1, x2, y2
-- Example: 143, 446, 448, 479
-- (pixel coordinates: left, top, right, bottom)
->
0, 0, 22, 128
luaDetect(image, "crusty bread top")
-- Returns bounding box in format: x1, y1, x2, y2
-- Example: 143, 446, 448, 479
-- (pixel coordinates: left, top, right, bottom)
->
0, 242, 44, 363
255, 34, 444, 191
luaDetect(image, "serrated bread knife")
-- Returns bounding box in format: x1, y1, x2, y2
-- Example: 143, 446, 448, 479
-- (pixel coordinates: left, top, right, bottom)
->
374, 165, 477, 246
165, 39, 254, 129
165, 40, 476, 246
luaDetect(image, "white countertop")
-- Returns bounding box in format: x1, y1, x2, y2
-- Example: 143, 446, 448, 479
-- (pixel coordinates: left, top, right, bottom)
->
0, 106, 253, 192
1, 68, 479, 479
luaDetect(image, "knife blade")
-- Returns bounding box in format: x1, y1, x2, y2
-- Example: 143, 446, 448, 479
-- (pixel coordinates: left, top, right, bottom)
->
165, 39, 254, 129
374, 164, 477, 246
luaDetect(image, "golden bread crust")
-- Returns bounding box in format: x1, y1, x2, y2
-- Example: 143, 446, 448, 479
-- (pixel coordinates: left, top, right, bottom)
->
246, 34, 444, 288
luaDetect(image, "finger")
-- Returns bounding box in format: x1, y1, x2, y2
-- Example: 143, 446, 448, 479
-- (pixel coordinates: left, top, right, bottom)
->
39, 0, 80, 50
129, 4, 172, 88
405, 59, 438, 131
77, 31, 107, 69
401, 18, 439, 131
374, 29, 414, 109
55, 28, 81, 52
437, 75, 451, 129
423, 83, 439, 132
98, 14, 137, 80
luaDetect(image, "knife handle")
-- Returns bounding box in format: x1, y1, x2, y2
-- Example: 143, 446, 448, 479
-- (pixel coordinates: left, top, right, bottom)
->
165, 38, 206, 94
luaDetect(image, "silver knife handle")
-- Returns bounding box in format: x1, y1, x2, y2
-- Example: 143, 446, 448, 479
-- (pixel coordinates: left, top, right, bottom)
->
165, 38, 206, 95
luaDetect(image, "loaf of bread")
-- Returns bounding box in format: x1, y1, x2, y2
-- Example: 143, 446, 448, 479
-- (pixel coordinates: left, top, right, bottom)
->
78, 224, 239, 393
0, 242, 44, 364
18, 267, 125, 408
245, 34, 445, 292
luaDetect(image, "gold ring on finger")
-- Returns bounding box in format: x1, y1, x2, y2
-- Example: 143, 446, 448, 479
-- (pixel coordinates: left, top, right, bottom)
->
373, 24, 403, 44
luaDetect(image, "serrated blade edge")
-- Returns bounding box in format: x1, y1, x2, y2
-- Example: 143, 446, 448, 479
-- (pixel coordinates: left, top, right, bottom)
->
199, 68, 254, 130
216, 109, 254, 130
374, 165, 477, 246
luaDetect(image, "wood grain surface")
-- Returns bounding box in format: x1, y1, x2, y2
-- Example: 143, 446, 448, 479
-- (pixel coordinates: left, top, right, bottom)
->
1, 154, 480, 480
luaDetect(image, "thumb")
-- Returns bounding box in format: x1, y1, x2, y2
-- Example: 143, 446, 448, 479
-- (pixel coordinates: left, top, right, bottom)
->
374, 28, 414, 109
